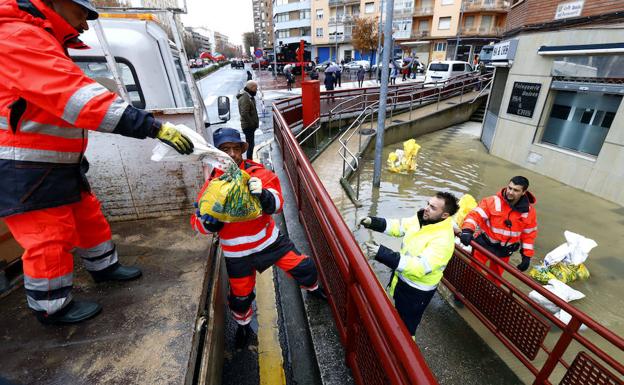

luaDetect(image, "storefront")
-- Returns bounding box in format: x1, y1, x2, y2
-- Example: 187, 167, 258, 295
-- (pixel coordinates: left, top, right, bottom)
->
483, 29, 624, 206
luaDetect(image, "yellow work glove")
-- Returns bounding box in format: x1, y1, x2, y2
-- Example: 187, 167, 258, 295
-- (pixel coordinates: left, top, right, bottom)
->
156, 123, 194, 155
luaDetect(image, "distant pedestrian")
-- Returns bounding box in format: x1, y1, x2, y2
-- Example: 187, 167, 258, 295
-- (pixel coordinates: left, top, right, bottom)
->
357, 65, 365, 88
246, 70, 253, 81
286, 72, 294, 91
309, 67, 319, 80
411, 57, 420, 79
390, 61, 397, 85
335, 66, 342, 88
401, 59, 409, 81
324, 71, 335, 91
236, 80, 259, 159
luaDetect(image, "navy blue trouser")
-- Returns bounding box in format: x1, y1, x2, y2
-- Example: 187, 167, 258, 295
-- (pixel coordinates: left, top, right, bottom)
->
392, 277, 436, 335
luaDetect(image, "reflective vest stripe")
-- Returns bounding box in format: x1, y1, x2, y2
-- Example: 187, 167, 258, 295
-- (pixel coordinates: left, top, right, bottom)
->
99, 97, 128, 133
397, 273, 438, 291
222, 228, 279, 258
397, 252, 433, 275
475, 207, 489, 220
62, 83, 109, 125
0, 146, 81, 163
464, 218, 477, 226
489, 226, 522, 237
24, 272, 73, 291
523, 226, 537, 234
20, 120, 84, 139
267, 188, 282, 211
74, 240, 118, 272
220, 223, 272, 246
26, 293, 73, 313
522, 243, 534, 250
0, 116, 7, 129
493, 195, 501, 212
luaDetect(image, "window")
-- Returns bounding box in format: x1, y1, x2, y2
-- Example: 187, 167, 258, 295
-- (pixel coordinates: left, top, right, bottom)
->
276, 13, 289, 22
74, 58, 145, 109
541, 90, 622, 156
419, 20, 430, 31
316, 9, 323, 19
277, 30, 290, 38
365, 2, 374, 13
438, 17, 451, 30
441, 0, 453, 4
429, 63, 449, 71
316, 27, 323, 37
452, 63, 464, 71
480, 15, 493, 31
464, 15, 474, 29
434, 42, 446, 51
300, 10, 310, 19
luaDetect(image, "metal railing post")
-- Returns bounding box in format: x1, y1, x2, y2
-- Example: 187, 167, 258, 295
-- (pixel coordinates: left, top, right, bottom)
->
533, 317, 582, 384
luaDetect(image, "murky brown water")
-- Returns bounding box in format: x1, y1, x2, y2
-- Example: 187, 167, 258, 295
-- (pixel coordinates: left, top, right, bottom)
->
334, 121, 624, 381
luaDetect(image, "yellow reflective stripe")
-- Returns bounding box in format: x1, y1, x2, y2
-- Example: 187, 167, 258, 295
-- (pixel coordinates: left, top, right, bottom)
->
62, 83, 109, 124
0, 146, 81, 163
397, 273, 438, 291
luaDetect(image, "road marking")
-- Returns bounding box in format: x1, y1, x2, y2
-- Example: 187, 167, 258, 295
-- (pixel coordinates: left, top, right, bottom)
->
256, 267, 286, 385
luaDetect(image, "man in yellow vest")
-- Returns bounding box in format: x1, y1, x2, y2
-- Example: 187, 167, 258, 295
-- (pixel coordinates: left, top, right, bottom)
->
359, 191, 459, 335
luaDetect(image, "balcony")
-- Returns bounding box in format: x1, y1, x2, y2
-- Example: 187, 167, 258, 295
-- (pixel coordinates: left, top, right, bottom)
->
274, 18, 311, 31
413, 7, 434, 16
329, 34, 352, 42
277, 35, 312, 45
462, 0, 510, 13
273, 0, 311, 14
328, 14, 357, 25
393, 7, 414, 17
328, 0, 359, 7
411, 30, 431, 39
460, 26, 504, 36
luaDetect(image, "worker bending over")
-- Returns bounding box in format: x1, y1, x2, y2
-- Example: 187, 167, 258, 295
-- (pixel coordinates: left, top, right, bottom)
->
459, 176, 538, 281
191, 128, 326, 348
360, 192, 459, 335
0, 0, 193, 324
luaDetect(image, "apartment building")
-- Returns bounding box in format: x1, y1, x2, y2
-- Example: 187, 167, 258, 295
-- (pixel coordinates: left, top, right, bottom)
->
482, 0, 624, 205
273, 0, 312, 46
394, 0, 509, 65
253, 0, 274, 48
186, 27, 213, 54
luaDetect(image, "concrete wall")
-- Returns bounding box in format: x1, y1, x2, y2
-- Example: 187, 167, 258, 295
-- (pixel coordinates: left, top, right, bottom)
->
488, 27, 624, 206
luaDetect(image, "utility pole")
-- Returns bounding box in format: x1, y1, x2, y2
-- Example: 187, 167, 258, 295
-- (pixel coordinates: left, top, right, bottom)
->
453, 1, 464, 60
375, 0, 385, 82
373, 0, 394, 187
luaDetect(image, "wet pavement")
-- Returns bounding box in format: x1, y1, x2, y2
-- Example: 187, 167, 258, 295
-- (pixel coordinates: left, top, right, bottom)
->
334, 121, 624, 383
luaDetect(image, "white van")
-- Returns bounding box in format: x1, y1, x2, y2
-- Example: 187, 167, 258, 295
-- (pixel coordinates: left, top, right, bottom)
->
424, 60, 474, 84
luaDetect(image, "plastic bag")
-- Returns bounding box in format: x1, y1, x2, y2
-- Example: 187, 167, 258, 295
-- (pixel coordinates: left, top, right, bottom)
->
453, 194, 477, 228
529, 265, 556, 284
387, 139, 420, 173
555, 309, 588, 331
151, 123, 236, 170
544, 231, 597, 266
198, 163, 262, 223
528, 278, 585, 314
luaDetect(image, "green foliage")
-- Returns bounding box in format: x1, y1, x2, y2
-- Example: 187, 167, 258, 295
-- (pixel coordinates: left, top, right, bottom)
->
193, 61, 232, 80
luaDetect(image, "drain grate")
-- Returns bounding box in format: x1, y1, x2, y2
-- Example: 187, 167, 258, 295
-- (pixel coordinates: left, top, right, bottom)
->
392, 119, 405, 123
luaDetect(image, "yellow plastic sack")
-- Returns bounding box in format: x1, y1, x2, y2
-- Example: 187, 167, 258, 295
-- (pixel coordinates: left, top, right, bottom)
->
453, 194, 477, 227
575, 263, 590, 280
198, 165, 262, 223
549, 263, 578, 284
387, 139, 420, 173
529, 266, 556, 284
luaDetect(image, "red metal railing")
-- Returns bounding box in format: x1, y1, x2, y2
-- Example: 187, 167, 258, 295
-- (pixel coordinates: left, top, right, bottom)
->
273, 103, 438, 385
272, 85, 624, 385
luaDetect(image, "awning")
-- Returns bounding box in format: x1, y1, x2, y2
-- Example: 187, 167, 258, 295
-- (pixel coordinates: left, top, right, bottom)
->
538, 42, 624, 55
399, 41, 431, 46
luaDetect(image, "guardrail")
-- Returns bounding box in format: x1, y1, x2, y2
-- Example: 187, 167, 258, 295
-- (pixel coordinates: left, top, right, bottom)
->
272, 81, 623, 385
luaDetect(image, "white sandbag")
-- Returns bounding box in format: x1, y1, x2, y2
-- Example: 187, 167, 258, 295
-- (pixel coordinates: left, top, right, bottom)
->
528, 278, 585, 314
544, 230, 597, 266
555, 309, 588, 331
151, 123, 236, 170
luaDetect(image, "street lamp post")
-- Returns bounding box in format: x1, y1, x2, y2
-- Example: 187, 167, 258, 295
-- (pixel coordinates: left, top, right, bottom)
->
376, 0, 385, 82
453, 1, 464, 60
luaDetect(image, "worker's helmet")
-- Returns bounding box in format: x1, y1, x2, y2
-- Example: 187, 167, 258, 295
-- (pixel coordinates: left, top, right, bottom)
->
71, 0, 99, 20
213, 128, 246, 148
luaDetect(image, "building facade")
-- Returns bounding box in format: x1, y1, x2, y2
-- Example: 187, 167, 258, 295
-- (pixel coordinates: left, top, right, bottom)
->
253, 0, 274, 48
272, 0, 312, 46
186, 27, 214, 54
482, 0, 624, 205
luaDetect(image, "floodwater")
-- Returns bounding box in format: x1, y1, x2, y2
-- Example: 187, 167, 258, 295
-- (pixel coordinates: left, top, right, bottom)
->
336, 121, 624, 382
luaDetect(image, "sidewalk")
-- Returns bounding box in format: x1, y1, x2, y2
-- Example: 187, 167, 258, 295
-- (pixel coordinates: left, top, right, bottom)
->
255, 68, 425, 102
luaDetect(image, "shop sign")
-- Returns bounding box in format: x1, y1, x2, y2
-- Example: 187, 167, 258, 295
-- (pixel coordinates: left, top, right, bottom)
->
492, 39, 518, 61
507, 82, 542, 118
555, 1, 584, 20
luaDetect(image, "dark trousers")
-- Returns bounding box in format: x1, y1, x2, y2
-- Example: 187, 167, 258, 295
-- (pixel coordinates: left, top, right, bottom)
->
393, 277, 436, 335
243, 127, 256, 160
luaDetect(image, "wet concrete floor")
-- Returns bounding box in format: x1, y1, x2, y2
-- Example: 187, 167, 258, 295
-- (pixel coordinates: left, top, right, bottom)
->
335, 121, 624, 383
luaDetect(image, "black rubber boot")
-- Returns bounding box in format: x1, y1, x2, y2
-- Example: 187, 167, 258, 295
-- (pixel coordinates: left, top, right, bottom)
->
90, 263, 142, 283
35, 300, 102, 325
308, 286, 328, 301
234, 324, 255, 350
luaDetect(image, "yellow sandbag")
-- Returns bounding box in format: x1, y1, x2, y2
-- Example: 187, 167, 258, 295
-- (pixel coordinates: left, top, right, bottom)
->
198, 165, 262, 223
575, 263, 590, 280
387, 139, 421, 173
453, 194, 477, 227
548, 263, 578, 284
529, 266, 556, 284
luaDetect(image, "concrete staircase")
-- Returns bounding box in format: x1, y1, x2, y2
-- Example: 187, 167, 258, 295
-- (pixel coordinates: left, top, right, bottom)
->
469, 102, 486, 122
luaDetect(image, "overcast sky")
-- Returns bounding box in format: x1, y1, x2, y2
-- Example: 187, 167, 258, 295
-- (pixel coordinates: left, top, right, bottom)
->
180, 0, 254, 46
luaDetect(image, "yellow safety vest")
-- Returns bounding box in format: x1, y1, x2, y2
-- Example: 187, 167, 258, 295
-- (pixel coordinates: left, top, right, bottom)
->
385, 214, 455, 295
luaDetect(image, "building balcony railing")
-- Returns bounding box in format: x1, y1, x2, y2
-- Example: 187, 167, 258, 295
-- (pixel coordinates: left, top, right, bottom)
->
393, 7, 414, 17
411, 30, 431, 39
413, 7, 434, 16
460, 26, 504, 35
462, 0, 510, 12
329, 34, 352, 42
328, 14, 358, 25
328, 0, 359, 7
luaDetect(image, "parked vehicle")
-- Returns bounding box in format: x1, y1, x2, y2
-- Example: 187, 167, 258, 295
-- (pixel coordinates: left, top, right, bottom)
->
424, 60, 474, 84
231, 59, 244, 69
344, 60, 371, 71
316, 60, 337, 71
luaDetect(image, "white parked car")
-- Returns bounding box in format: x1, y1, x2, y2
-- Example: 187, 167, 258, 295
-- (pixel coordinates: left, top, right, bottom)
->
424, 60, 474, 84
344, 60, 371, 71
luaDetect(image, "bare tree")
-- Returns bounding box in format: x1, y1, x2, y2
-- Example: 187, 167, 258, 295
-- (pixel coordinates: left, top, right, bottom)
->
242, 32, 260, 57
352, 17, 378, 65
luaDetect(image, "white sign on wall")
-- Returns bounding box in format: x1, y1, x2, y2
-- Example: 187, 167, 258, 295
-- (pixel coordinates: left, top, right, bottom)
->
555, 1, 584, 20
492, 39, 519, 61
